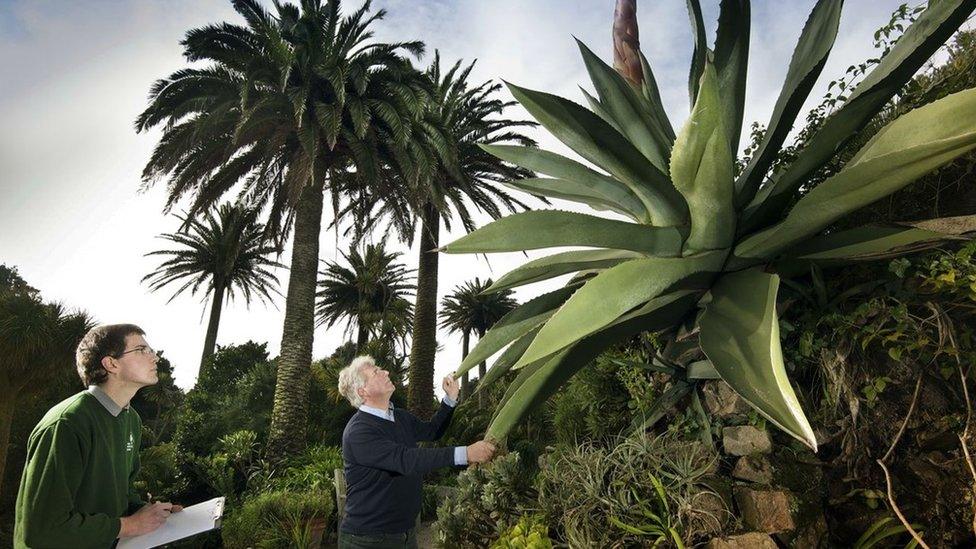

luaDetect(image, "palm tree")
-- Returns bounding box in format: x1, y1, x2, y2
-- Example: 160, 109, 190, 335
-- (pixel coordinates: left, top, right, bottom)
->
0, 270, 92, 498
439, 278, 517, 399
315, 242, 415, 351
359, 53, 540, 416
143, 202, 282, 381
442, 0, 976, 447
136, 0, 438, 460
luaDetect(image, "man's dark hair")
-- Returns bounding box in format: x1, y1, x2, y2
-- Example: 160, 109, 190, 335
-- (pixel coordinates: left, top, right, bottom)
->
75, 324, 145, 386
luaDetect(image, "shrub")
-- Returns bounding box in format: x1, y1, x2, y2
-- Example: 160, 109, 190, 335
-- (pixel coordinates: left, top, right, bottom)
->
421, 483, 442, 522
548, 353, 632, 444
434, 452, 536, 548
262, 445, 343, 494
134, 442, 181, 501
537, 430, 727, 547
222, 489, 334, 549
490, 515, 554, 549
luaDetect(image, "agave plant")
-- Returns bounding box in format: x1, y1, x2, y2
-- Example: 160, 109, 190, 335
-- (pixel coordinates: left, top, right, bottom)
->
441, 0, 976, 450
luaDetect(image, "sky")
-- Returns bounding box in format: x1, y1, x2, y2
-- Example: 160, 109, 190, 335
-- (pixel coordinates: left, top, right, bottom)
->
0, 0, 934, 391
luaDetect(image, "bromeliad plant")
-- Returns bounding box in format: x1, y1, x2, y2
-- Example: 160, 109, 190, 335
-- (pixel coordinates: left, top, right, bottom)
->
441, 0, 976, 450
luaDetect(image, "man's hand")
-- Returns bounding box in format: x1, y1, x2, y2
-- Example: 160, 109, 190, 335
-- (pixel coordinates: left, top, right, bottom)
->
465, 440, 496, 464
118, 502, 177, 538
443, 375, 460, 402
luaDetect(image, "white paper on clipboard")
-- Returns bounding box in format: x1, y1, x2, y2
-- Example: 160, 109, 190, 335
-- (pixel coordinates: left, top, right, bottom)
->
117, 496, 224, 549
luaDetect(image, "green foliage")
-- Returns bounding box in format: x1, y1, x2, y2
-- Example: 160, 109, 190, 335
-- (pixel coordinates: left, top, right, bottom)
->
142, 202, 282, 354
421, 483, 443, 522
0, 264, 38, 299
315, 242, 415, 349
131, 353, 184, 446
853, 516, 923, 549
548, 352, 637, 444
434, 453, 536, 548
490, 515, 554, 549
606, 473, 684, 548
0, 265, 92, 509
440, 277, 518, 344
135, 443, 180, 501
259, 445, 342, 494
222, 489, 333, 549
536, 430, 726, 547
164, 341, 356, 503
783, 243, 976, 401
197, 341, 272, 395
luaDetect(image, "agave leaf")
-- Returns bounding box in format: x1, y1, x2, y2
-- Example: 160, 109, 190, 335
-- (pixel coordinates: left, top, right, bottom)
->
737, 88, 976, 259
454, 284, 579, 377
482, 144, 650, 222
578, 40, 672, 173
473, 326, 541, 394
504, 177, 645, 221
713, 0, 751, 154
487, 291, 700, 441
686, 359, 721, 380
490, 350, 553, 424
790, 225, 957, 261
579, 87, 622, 133
744, 0, 975, 229
670, 61, 736, 253
772, 216, 975, 275
735, 0, 843, 206
504, 81, 688, 226
685, 0, 709, 106
440, 210, 685, 255
515, 251, 725, 368
630, 382, 693, 432
699, 269, 818, 450
487, 249, 642, 294
638, 51, 676, 143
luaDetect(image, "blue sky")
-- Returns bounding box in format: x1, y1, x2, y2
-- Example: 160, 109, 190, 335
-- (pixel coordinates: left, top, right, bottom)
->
0, 0, 933, 388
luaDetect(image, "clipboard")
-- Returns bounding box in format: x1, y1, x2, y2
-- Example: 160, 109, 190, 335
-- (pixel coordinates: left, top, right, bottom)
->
117, 496, 224, 549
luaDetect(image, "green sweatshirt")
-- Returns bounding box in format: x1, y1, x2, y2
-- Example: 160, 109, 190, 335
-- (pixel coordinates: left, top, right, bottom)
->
14, 389, 144, 549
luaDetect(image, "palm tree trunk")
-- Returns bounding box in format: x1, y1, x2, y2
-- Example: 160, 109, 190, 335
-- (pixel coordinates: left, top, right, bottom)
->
407, 203, 440, 418
266, 181, 324, 462
356, 323, 369, 352
477, 359, 487, 408
460, 330, 471, 400
198, 281, 227, 385
0, 387, 16, 500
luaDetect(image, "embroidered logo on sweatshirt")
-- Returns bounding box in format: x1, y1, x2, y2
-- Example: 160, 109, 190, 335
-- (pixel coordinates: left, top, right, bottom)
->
126, 433, 134, 452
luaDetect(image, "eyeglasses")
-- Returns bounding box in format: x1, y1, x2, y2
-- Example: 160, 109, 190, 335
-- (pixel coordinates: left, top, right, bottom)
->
117, 345, 157, 358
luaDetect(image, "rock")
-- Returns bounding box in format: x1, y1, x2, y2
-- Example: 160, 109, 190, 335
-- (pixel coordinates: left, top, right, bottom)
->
789, 513, 828, 548
705, 532, 778, 549
693, 491, 730, 535
723, 426, 772, 456
735, 487, 795, 534
703, 380, 751, 417
733, 455, 774, 484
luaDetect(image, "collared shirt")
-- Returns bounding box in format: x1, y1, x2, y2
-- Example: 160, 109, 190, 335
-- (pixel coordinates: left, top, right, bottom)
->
87, 385, 129, 417
359, 395, 467, 465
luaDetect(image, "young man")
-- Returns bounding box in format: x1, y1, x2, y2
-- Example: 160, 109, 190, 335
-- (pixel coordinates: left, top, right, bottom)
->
337, 356, 496, 549
14, 323, 182, 548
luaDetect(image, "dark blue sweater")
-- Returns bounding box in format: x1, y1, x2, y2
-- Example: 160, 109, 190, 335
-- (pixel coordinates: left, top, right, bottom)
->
340, 401, 456, 534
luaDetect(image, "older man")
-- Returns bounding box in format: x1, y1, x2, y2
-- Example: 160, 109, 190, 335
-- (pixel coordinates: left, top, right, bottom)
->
337, 355, 495, 548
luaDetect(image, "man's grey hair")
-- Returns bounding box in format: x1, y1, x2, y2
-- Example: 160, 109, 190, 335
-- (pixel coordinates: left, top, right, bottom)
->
338, 355, 375, 408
